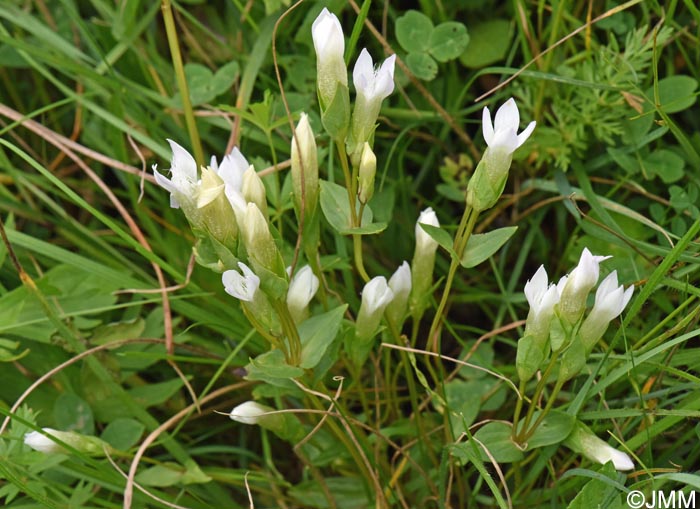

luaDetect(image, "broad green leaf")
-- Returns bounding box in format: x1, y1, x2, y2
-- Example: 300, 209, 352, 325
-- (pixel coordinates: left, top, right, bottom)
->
290, 477, 370, 509
566, 463, 625, 509
247, 349, 304, 380
184, 61, 239, 106
299, 305, 347, 369
445, 380, 481, 436
101, 418, 145, 451
136, 464, 183, 487
643, 149, 685, 184
461, 226, 517, 268
54, 393, 94, 435
406, 52, 438, 81
525, 410, 576, 450
646, 75, 698, 114
342, 222, 387, 235
429, 22, 469, 62
472, 421, 524, 462
128, 378, 185, 408
319, 180, 376, 235
419, 223, 456, 257
460, 19, 511, 68
395, 10, 433, 53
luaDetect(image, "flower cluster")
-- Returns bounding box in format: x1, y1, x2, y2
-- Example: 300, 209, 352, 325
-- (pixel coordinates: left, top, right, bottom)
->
517, 248, 634, 383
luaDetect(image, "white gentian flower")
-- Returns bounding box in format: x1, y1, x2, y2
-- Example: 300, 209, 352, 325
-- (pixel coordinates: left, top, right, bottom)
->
564, 423, 634, 472
385, 261, 412, 326
558, 248, 611, 324
415, 207, 440, 256
24, 428, 111, 456
153, 139, 199, 209
355, 275, 394, 344
350, 48, 396, 153
222, 262, 260, 302
229, 401, 273, 425
579, 271, 634, 350
211, 147, 249, 193
290, 113, 319, 216
241, 166, 267, 217
482, 98, 536, 155
524, 265, 560, 341
312, 8, 347, 109
24, 428, 64, 454
287, 265, 320, 322
410, 207, 440, 319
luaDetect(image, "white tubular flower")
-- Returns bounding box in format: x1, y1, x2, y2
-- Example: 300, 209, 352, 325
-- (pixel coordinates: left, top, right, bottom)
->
415, 207, 440, 255
579, 271, 634, 350
153, 139, 198, 209
564, 423, 634, 472
482, 98, 536, 156
241, 166, 267, 217
24, 428, 110, 456
291, 113, 319, 216
229, 401, 273, 425
558, 248, 612, 324
356, 276, 394, 343
287, 265, 320, 322
24, 428, 64, 454
524, 265, 560, 341
312, 8, 347, 109
222, 262, 260, 302
385, 261, 412, 327
350, 49, 396, 154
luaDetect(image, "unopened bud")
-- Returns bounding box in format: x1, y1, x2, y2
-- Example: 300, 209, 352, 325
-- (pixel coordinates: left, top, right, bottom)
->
291, 113, 319, 217
357, 142, 376, 204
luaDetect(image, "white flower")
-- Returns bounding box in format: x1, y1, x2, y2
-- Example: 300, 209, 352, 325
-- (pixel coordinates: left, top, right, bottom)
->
24, 428, 63, 454
353, 48, 396, 104
229, 401, 272, 425
361, 276, 394, 315
386, 261, 412, 326
153, 139, 199, 209
312, 8, 347, 108
291, 113, 319, 215
415, 207, 440, 255
211, 147, 250, 193
482, 98, 536, 155
565, 424, 635, 472
558, 248, 611, 324
524, 265, 560, 341
579, 271, 634, 349
222, 262, 260, 302
287, 265, 320, 320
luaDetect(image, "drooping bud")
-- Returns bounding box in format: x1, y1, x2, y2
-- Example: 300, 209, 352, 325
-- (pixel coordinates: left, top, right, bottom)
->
24, 428, 112, 456
229, 401, 304, 443
357, 142, 376, 204
563, 421, 634, 472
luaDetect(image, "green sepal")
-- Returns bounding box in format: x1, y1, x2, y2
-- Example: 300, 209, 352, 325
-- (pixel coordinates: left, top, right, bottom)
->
191, 229, 239, 272
320, 82, 350, 142
557, 334, 586, 383
515, 334, 546, 383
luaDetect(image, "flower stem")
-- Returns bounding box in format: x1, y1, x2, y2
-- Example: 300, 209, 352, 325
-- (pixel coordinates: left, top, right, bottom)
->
161, 0, 204, 165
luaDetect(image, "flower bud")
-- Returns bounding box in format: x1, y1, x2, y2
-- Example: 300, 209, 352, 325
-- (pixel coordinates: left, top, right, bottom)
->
24, 428, 111, 456
524, 265, 560, 342
466, 98, 536, 212
241, 166, 268, 218
410, 208, 439, 320
222, 262, 260, 302
312, 8, 347, 111
357, 276, 394, 338
357, 142, 376, 204
230, 401, 272, 425
349, 49, 396, 156
291, 113, 319, 217
557, 248, 611, 325
579, 271, 633, 351
229, 401, 304, 443
385, 261, 411, 328
564, 421, 634, 472
286, 265, 320, 323
240, 203, 281, 276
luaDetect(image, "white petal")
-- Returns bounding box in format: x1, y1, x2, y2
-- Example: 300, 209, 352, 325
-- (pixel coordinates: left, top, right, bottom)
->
312, 8, 345, 62
482, 106, 494, 146
375, 54, 396, 99
353, 48, 374, 93
362, 276, 394, 314
167, 139, 197, 183
388, 261, 411, 295
493, 98, 519, 132
524, 265, 548, 307
515, 120, 537, 149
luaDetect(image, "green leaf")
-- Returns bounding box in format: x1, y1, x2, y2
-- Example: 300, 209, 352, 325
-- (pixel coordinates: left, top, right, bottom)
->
128, 378, 185, 408
429, 22, 469, 62
184, 61, 240, 106
319, 180, 379, 235
461, 226, 517, 268
566, 463, 625, 509
445, 380, 482, 436
247, 349, 304, 380
646, 75, 698, 114
136, 464, 183, 487
406, 52, 438, 81
299, 305, 347, 369
395, 10, 434, 53
419, 223, 456, 257
459, 19, 511, 68
643, 149, 685, 183
472, 421, 524, 462
525, 410, 576, 450
54, 393, 94, 435
101, 418, 145, 451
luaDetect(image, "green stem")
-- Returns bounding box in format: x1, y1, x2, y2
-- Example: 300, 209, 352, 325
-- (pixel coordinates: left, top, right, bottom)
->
273, 300, 302, 366
161, 0, 204, 165
521, 378, 564, 443
511, 379, 527, 440
515, 353, 558, 444
426, 206, 478, 354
